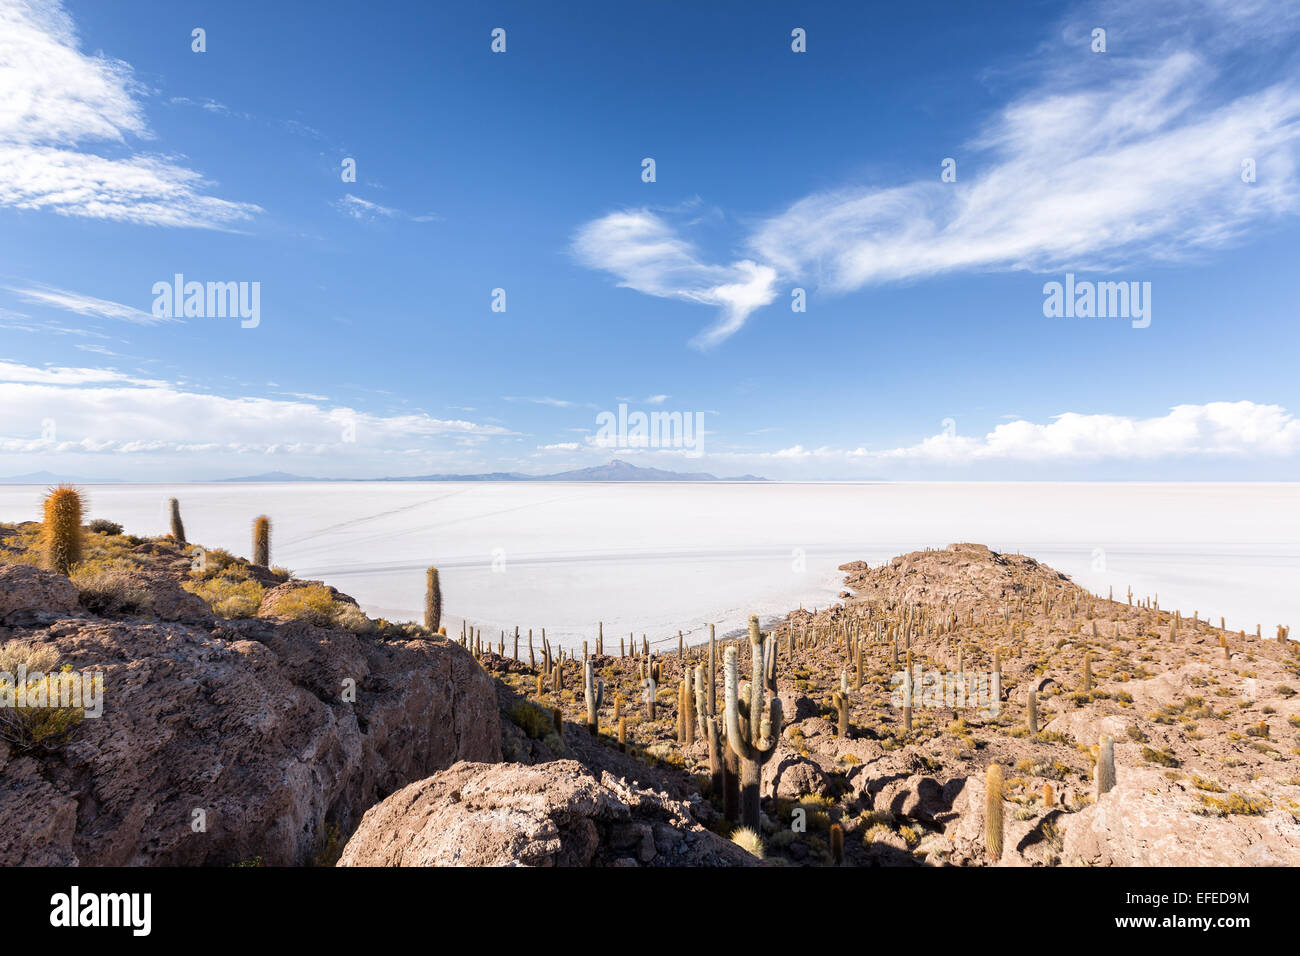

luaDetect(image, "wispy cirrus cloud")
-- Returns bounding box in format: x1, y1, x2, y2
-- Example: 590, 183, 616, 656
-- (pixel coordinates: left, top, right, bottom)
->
573, 1, 1300, 346
333, 193, 438, 223
0, 0, 260, 228
8, 283, 167, 325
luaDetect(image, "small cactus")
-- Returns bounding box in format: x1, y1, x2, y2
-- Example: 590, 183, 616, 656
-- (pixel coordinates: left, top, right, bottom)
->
424, 567, 441, 633
1042, 782, 1054, 807
642, 677, 657, 719
1096, 734, 1116, 797
618, 716, 628, 752
168, 497, 186, 545
985, 763, 1004, 862
829, 823, 844, 865
1082, 652, 1092, 692
583, 657, 604, 734
252, 515, 271, 567
41, 485, 83, 576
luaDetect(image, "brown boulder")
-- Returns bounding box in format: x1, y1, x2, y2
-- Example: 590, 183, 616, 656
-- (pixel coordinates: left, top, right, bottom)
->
338, 760, 756, 867
0, 565, 79, 623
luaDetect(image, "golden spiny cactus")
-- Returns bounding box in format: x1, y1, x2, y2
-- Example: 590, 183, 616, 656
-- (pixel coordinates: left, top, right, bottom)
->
41, 485, 83, 576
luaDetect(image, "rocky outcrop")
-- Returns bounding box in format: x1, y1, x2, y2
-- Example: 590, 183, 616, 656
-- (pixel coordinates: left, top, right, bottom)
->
338, 760, 756, 867
0, 564, 79, 624
1061, 769, 1300, 866
0, 581, 499, 867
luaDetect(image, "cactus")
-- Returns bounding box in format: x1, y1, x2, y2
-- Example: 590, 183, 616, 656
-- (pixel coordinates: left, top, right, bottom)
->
1082, 651, 1092, 692
252, 515, 271, 567
832, 670, 850, 738
424, 567, 441, 632
695, 664, 722, 795
584, 657, 604, 734
618, 716, 628, 752
168, 497, 186, 545
41, 485, 83, 576
1028, 689, 1038, 734
830, 822, 844, 865
985, 763, 1004, 862
1042, 782, 1054, 807
724, 615, 783, 830
902, 648, 914, 733
642, 677, 656, 718
1096, 734, 1116, 797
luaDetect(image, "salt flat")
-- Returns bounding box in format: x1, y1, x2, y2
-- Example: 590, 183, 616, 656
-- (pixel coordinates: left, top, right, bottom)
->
1, 482, 1295, 650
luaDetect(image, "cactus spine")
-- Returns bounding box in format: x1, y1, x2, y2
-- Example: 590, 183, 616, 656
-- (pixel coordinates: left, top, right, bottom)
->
252, 515, 271, 567
41, 485, 83, 576
424, 567, 441, 632
724, 615, 783, 830
985, 763, 1004, 862
1096, 734, 1116, 797
168, 497, 186, 545
583, 657, 604, 734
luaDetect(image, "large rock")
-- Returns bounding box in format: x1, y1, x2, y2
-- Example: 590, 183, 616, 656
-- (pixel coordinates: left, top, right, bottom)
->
1061, 769, 1300, 866
0, 616, 499, 866
338, 760, 756, 867
0, 565, 79, 623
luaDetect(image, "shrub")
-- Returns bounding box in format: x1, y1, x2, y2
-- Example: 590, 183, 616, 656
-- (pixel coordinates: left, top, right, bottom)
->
270, 585, 372, 633
72, 565, 153, 616
183, 575, 264, 618
88, 519, 123, 536
0, 641, 92, 753
507, 700, 554, 739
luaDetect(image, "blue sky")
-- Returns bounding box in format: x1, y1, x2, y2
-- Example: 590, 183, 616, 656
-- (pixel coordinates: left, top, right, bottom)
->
1, 0, 1299, 480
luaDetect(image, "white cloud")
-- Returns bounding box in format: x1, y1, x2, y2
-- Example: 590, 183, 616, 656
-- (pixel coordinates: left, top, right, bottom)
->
0, 0, 260, 228
0, 361, 513, 458
571, 2, 1300, 345
9, 283, 167, 324
571, 209, 778, 349
503, 395, 574, 408
877, 402, 1300, 462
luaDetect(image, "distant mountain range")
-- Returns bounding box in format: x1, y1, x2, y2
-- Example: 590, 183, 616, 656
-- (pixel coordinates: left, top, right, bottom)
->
218, 460, 767, 483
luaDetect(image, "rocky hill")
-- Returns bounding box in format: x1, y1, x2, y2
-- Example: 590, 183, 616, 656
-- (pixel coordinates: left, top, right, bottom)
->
3, 515, 1297, 867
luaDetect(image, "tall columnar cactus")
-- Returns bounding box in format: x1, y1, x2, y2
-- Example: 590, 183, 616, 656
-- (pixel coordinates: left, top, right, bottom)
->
643, 677, 657, 719
1096, 735, 1116, 797
424, 567, 442, 633
695, 664, 722, 795
168, 497, 186, 546
832, 670, 850, 738
985, 763, 1004, 862
1042, 782, 1054, 807
724, 615, 783, 831
902, 648, 914, 733
829, 823, 844, 866
1082, 651, 1092, 692
583, 657, 604, 734
1027, 689, 1038, 734
41, 485, 83, 576
252, 515, 271, 567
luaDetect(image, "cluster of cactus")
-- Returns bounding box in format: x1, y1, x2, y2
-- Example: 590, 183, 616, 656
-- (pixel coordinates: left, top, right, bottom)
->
41, 485, 83, 576
724, 615, 783, 831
